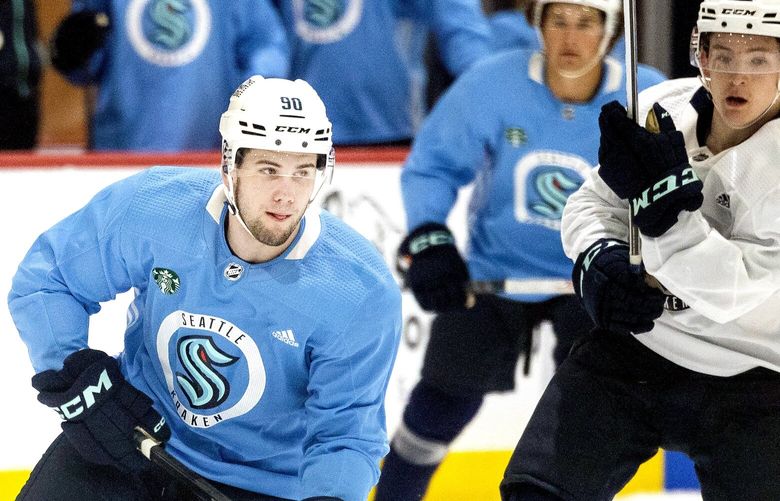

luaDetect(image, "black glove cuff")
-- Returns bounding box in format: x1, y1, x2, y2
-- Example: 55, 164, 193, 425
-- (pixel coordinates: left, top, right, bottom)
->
399, 222, 455, 258
572, 238, 629, 298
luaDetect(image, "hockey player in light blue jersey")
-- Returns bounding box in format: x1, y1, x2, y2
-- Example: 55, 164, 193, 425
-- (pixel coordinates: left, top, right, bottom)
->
9, 77, 402, 501
273, 0, 492, 146
49, 1, 289, 151
374, 1, 666, 499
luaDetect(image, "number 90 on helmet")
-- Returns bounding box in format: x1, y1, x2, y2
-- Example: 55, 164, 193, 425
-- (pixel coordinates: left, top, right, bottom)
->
219, 76, 335, 201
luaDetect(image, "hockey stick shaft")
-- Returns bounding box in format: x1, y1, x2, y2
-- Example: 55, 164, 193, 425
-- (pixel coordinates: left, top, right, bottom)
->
623, 0, 642, 267
134, 427, 232, 501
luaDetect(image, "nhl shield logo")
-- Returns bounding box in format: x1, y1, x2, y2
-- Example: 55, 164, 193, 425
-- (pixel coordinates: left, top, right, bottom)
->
152, 268, 181, 294
224, 263, 244, 281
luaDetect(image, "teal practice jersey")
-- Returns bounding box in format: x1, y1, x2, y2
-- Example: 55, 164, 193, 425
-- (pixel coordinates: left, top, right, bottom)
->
402, 49, 666, 301
9, 167, 402, 501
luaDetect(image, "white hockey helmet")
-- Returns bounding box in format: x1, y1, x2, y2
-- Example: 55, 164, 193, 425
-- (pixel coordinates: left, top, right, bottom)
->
529, 0, 622, 59
219, 76, 334, 195
697, 0, 780, 39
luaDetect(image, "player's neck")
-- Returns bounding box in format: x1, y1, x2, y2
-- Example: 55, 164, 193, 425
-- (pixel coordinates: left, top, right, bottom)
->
546, 64, 602, 103
225, 213, 299, 263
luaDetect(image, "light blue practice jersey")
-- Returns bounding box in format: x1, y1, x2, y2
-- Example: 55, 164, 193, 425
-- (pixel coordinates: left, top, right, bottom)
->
275, 0, 492, 145
68, 0, 289, 151
401, 49, 666, 301
9, 168, 402, 501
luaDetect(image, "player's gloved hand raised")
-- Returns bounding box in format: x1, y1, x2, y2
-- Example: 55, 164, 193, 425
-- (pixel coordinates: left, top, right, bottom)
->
398, 222, 469, 312
50, 10, 110, 74
573, 239, 665, 335
32, 348, 170, 473
598, 101, 704, 237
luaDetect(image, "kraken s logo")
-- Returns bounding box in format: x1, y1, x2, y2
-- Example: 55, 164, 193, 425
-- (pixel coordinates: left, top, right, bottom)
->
514, 150, 591, 230
150, 0, 192, 49
532, 171, 581, 219
176, 336, 239, 409
294, 0, 362, 43
126, 0, 211, 66
304, 0, 346, 27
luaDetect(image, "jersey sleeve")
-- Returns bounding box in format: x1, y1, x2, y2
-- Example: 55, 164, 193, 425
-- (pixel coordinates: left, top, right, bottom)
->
641, 196, 780, 324
8, 172, 145, 372
422, 0, 492, 76
300, 281, 402, 501
236, 0, 290, 79
401, 65, 492, 230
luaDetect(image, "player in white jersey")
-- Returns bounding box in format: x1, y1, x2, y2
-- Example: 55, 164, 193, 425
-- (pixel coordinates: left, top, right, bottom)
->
9, 76, 401, 501
375, 1, 665, 499
501, 1, 780, 499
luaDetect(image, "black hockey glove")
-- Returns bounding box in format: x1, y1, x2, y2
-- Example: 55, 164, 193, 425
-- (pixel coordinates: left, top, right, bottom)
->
32, 349, 170, 473
598, 101, 704, 237
573, 239, 665, 335
50, 10, 110, 74
398, 222, 469, 312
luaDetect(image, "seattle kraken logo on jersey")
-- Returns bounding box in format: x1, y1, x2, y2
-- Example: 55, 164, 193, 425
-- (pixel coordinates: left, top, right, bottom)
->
304, 0, 347, 27
149, 0, 192, 49
294, 0, 362, 43
531, 170, 581, 219
514, 150, 591, 230
127, 0, 211, 66
175, 335, 239, 409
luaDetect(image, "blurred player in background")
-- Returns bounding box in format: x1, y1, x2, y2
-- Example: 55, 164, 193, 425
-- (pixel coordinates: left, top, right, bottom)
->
9, 76, 401, 501
374, 1, 666, 499
49, 1, 289, 151
502, 0, 780, 499
0, 0, 40, 149
272, 0, 493, 146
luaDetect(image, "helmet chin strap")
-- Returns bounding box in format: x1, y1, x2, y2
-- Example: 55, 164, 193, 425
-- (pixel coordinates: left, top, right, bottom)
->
223, 174, 257, 240
554, 48, 607, 79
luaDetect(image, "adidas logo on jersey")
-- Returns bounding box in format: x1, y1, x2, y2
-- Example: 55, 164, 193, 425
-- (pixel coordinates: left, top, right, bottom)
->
716, 193, 730, 209
272, 329, 299, 347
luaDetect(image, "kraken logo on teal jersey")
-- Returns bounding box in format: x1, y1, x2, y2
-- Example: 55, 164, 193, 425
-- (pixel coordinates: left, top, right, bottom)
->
294, 0, 361, 43
505, 127, 528, 147
150, 0, 192, 49
531, 170, 581, 219
176, 336, 239, 409
152, 267, 181, 294
304, 0, 347, 27
127, 0, 211, 66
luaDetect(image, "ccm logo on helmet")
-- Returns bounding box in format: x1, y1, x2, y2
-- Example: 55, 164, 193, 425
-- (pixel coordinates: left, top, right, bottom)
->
275, 126, 311, 133
721, 8, 757, 15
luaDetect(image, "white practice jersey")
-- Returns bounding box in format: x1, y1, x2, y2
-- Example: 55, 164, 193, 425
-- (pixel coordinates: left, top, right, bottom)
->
562, 78, 780, 376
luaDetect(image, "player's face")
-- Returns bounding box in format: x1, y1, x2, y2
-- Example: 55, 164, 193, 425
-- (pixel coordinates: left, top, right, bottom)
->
541, 3, 605, 75
233, 148, 318, 247
700, 33, 780, 128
